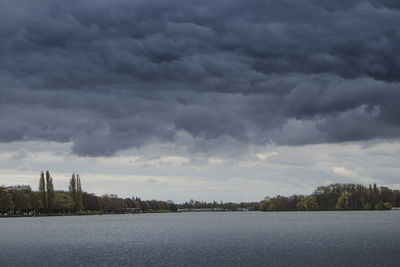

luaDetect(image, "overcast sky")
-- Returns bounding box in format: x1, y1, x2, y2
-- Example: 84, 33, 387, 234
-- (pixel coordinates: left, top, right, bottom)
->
1, 0, 400, 202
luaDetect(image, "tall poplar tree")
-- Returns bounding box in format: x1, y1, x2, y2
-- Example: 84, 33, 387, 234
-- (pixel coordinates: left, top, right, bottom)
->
46, 171, 55, 213
38, 171, 47, 212
76, 174, 83, 211
69, 173, 77, 212
69, 173, 76, 209
69, 173, 83, 212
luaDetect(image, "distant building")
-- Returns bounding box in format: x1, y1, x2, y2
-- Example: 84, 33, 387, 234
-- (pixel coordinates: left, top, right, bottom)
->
6, 184, 32, 191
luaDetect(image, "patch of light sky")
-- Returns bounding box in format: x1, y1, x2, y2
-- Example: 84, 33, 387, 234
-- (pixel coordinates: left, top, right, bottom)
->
1, 139, 400, 203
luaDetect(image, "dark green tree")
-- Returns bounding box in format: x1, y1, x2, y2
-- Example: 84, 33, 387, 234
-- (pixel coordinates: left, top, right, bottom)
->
82, 192, 101, 211
260, 200, 271, 211
336, 193, 351, 210
76, 174, 83, 211
69, 173, 83, 212
69, 173, 76, 211
394, 190, 400, 207
55, 191, 74, 213
0, 187, 14, 212
46, 171, 55, 213
39, 171, 47, 212
297, 195, 318, 211
9, 189, 32, 212
29, 191, 43, 212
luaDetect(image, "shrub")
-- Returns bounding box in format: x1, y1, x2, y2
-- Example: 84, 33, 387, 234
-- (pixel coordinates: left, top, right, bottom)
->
383, 202, 392, 210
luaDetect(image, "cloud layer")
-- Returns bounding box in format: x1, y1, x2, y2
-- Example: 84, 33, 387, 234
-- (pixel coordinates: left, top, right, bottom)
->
1, 0, 400, 156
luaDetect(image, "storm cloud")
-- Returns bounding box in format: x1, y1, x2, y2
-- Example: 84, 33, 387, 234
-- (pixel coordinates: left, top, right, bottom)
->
1, 0, 400, 156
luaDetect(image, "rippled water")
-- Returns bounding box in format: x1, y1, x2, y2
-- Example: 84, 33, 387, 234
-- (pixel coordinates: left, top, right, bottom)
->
1, 211, 399, 266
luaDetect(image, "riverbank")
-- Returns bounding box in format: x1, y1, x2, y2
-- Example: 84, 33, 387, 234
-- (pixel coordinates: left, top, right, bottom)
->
0, 210, 174, 218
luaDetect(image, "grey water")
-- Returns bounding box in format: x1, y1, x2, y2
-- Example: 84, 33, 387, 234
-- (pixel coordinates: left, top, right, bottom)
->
1, 211, 399, 266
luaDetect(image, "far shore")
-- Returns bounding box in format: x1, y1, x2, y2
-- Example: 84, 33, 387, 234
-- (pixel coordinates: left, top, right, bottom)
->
2, 208, 399, 219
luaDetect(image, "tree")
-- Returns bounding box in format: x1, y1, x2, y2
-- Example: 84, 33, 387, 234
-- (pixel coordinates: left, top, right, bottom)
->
260, 200, 271, 211
29, 191, 43, 211
82, 192, 101, 211
54, 192, 74, 213
69, 173, 83, 212
364, 203, 372, 210
297, 196, 318, 211
375, 202, 384, 210
39, 171, 47, 212
46, 171, 55, 213
9, 189, 32, 212
0, 187, 14, 212
69, 173, 76, 211
76, 174, 83, 211
372, 183, 382, 208
336, 193, 351, 210
380, 187, 393, 204
394, 190, 400, 207
383, 202, 392, 210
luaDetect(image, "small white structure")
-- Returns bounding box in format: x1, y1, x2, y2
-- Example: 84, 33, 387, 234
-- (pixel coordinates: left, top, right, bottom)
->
6, 184, 32, 191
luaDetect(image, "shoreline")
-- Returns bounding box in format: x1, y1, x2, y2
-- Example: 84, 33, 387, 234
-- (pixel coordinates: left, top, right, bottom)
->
1, 209, 398, 219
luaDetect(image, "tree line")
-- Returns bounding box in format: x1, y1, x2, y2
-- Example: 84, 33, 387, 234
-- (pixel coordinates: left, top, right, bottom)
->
0, 171, 182, 215
0, 171, 85, 215
178, 199, 261, 211
260, 183, 400, 211
1, 174, 400, 215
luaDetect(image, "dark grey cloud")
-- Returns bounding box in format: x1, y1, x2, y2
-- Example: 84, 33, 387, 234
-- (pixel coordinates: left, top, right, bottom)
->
1, 0, 400, 156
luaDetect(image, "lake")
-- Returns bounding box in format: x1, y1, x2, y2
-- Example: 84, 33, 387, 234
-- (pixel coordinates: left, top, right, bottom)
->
1, 211, 399, 266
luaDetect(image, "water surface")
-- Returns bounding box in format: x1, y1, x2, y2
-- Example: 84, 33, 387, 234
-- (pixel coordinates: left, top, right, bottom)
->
1, 211, 399, 266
